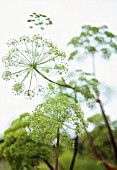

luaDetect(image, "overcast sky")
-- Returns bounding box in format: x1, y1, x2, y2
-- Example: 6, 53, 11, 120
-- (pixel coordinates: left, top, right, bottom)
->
0, 0, 117, 134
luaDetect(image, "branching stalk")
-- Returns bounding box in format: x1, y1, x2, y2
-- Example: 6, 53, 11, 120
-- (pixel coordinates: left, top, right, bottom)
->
96, 98, 117, 163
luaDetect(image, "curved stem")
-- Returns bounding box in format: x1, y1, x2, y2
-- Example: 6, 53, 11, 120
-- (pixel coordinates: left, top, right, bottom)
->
34, 67, 74, 90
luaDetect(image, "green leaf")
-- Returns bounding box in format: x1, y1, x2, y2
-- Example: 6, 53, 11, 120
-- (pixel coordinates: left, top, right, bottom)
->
91, 26, 99, 33
85, 46, 96, 53
105, 31, 115, 38
110, 42, 117, 51
95, 36, 105, 43
101, 48, 111, 59
68, 50, 78, 60
68, 37, 79, 46
87, 114, 103, 124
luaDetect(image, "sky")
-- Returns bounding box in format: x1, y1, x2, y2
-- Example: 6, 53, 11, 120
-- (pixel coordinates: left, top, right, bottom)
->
0, 0, 117, 134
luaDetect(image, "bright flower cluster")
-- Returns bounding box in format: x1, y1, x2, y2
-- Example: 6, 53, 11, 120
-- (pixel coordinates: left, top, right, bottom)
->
2, 35, 67, 98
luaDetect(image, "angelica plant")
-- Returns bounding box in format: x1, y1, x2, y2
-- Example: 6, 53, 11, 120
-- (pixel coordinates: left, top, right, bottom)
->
56, 69, 100, 109
29, 95, 87, 170
68, 25, 117, 163
68, 25, 117, 76
2, 34, 67, 99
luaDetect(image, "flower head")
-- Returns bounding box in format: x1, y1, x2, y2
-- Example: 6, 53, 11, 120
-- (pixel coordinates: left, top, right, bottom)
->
2, 34, 67, 98
27, 13, 53, 30
29, 95, 87, 145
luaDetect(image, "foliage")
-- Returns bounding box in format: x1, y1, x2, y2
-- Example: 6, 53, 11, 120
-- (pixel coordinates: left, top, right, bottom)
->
87, 113, 110, 125
2, 34, 67, 99
68, 25, 117, 60
0, 160, 11, 170
0, 154, 106, 170
80, 114, 117, 163
60, 149, 105, 170
56, 69, 100, 109
29, 95, 87, 147
0, 113, 54, 170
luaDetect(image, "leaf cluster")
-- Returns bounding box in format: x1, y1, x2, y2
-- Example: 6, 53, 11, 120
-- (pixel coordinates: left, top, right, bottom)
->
0, 113, 54, 170
78, 114, 117, 163
68, 25, 117, 60
57, 70, 100, 109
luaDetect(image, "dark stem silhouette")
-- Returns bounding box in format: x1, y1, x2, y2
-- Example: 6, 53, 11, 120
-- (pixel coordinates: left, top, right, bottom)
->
55, 128, 60, 170
96, 98, 117, 163
91, 54, 117, 163
44, 160, 54, 170
69, 136, 78, 170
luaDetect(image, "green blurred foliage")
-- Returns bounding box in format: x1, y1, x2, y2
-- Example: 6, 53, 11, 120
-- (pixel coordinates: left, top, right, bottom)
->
59, 148, 105, 170
0, 113, 54, 170
80, 114, 117, 164
57, 69, 100, 109
68, 25, 117, 60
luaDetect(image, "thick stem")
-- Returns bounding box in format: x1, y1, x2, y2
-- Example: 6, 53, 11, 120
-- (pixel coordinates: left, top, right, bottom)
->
101, 161, 117, 170
69, 136, 78, 170
44, 160, 54, 170
55, 128, 60, 170
91, 54, 117, 163
84, 127, 117, 170
96, 99, 117, 163
84, 126, 104, 161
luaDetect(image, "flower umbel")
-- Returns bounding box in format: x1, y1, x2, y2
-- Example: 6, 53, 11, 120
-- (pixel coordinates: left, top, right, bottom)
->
29, 95, 87, 146
27, 13, 53, 30
2, 35, 67, 98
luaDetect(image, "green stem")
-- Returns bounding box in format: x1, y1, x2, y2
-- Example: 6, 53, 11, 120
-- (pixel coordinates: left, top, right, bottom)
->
34, 67, 74, 90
